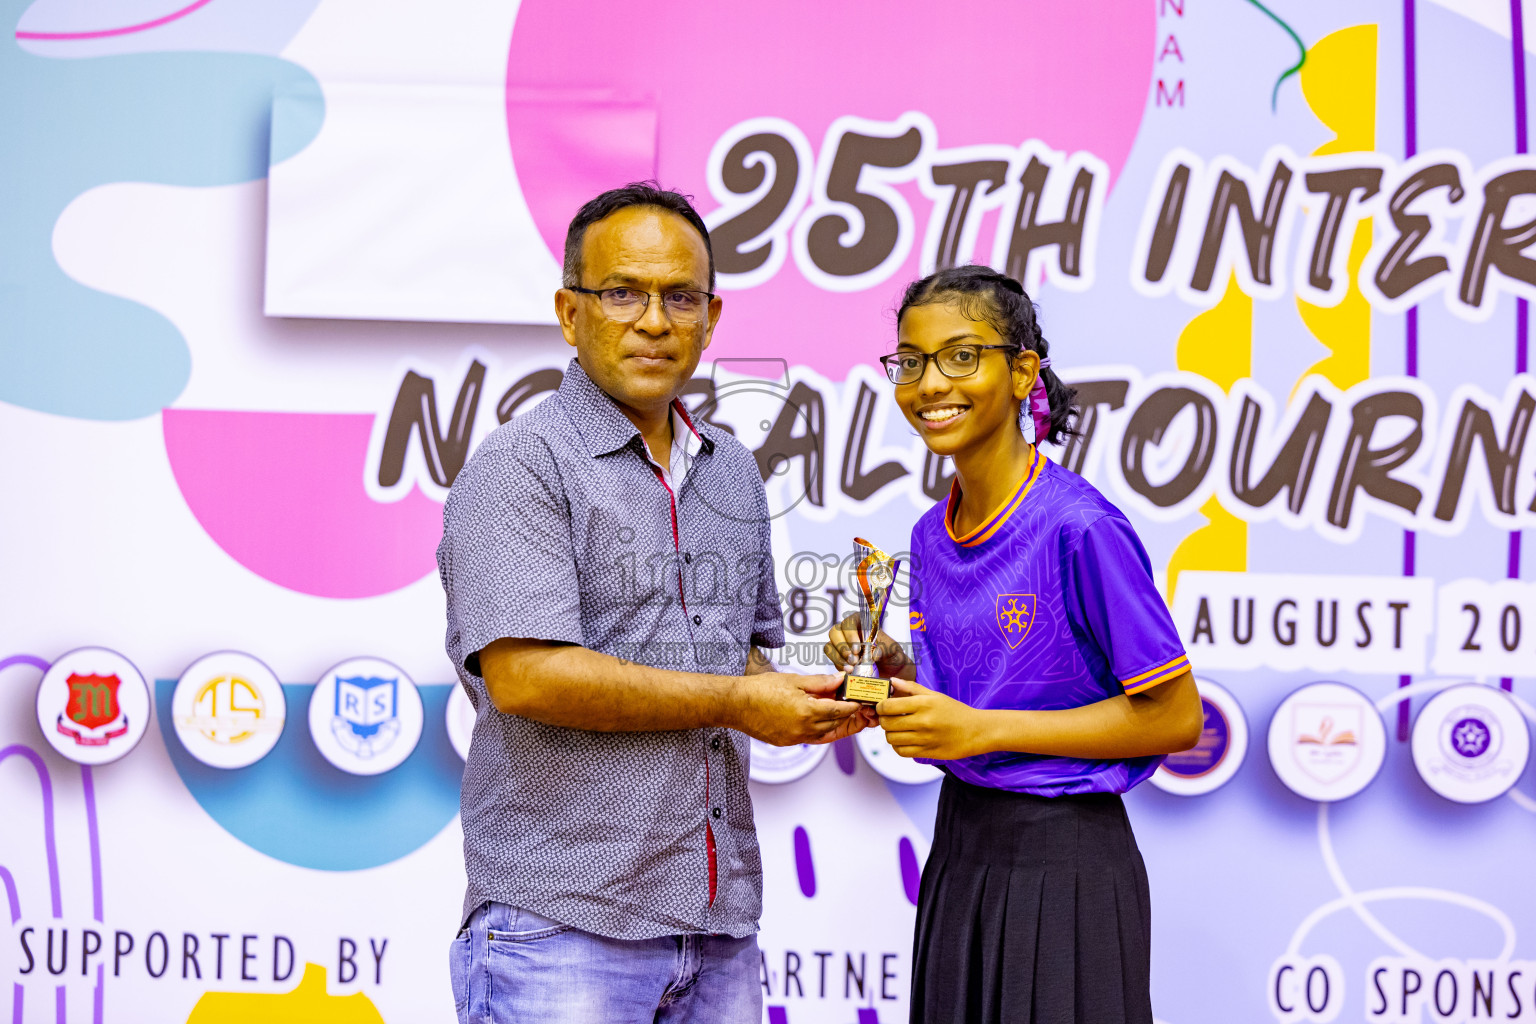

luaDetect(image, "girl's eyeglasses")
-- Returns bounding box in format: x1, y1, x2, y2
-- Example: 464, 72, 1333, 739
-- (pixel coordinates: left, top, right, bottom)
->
879, 344, 1017, 385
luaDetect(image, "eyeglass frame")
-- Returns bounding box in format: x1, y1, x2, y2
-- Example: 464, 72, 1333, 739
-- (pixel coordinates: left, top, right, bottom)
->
567, 285, 717, 325
879, 343, 1021, 385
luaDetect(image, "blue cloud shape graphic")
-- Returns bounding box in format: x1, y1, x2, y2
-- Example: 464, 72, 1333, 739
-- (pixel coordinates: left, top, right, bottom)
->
156, 680, 462, 871
1, 0, 323, 420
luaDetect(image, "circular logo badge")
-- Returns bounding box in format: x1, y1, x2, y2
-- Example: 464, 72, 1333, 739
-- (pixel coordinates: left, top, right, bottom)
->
1151, 677, 1248, 796
1411, 683, 1531, 804
1267, 681, 1386, 802
856, 726, 944, 785
307, 658, 423, 776
171, 652, 287, 769
446, 683, 476, 762
35, 647, 150, 766
748, 739, 829, 784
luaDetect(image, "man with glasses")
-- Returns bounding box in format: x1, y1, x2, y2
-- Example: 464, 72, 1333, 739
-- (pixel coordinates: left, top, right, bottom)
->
437, 182, 867, 1023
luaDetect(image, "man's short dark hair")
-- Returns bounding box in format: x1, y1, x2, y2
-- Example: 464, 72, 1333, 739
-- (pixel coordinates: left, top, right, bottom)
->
562, 182, 716, 291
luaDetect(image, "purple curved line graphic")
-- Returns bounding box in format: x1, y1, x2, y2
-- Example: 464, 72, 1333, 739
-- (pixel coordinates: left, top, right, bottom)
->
54, 986, 63, 1024
81, 767, 103, 922
11, 983, 20, 1024
0, 657, 62, 920
2, 655, 105, 1019
1397, 0, 1419, 742
15, 0, 215, 40
1508, 0, 1528, 691
0, 867, 19, 924
0, 746, 61, 918
792, 826, 816, 898
898, 837, 921, 906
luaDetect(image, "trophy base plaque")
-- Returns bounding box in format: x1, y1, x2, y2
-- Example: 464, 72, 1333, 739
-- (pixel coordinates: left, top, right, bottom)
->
837, 672, 891, 705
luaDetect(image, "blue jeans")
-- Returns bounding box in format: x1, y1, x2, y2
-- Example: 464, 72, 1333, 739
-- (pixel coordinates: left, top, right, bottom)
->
450, 902, 762, 1024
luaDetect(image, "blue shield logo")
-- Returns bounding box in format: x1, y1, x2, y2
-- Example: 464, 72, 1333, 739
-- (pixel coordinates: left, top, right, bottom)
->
330, 675, 401, 759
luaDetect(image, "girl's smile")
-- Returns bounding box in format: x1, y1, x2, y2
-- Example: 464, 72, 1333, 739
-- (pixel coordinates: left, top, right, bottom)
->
914, 402, 969, 427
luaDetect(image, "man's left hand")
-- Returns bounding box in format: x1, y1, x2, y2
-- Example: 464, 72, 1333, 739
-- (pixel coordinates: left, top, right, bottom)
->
795, 673, 878, 743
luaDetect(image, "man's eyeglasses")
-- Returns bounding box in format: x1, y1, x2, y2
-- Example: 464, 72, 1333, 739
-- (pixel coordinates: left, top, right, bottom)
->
879, 344, 1017, 384
569, 286, 715, 325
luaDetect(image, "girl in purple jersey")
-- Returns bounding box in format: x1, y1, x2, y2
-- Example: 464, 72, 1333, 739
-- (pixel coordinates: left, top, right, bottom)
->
826, 266, 1202, 1024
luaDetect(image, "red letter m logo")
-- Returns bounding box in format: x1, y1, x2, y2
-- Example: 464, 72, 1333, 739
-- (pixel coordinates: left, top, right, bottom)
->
66, 673, 121, 729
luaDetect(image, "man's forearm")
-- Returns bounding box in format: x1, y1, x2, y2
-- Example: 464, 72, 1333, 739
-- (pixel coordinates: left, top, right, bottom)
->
482, 638, 744, 732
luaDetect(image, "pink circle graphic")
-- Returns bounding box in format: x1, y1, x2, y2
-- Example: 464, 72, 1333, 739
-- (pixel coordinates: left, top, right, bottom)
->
506, 0, 1154, 376
164, 410, 442, 599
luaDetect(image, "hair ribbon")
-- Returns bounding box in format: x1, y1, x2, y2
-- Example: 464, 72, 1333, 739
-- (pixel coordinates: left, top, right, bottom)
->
1023, 355, 1052, 444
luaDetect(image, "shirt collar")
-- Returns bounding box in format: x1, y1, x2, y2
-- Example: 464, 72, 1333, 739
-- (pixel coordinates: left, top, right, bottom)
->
670, 398, 706, 463
943, 446, 1046, 548
560, 358, 713, 459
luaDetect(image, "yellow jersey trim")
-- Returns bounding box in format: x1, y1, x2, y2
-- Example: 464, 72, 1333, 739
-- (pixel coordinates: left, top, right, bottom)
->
1122, 654, 1191, 695
944, 448, 1045, 548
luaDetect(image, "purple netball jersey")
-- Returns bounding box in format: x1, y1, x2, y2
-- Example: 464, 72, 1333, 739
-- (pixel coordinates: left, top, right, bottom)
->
908, 448, 1190, 796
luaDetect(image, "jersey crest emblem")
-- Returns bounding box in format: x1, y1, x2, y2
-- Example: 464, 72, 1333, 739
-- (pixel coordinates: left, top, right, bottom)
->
995, 594, 1037, 650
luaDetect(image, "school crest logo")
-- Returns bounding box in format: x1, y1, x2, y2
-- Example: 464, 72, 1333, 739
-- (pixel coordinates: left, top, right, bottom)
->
1266, 682, 1386, 802
60, 673, 127, 743
35, 648, 151, 766
332, 675, 401, 758
172, 652, 287, 769
1292, 704, 1361, 784
995, 594, 1037, 650
307, 657, 423, 776
1410, 684, 1531, 804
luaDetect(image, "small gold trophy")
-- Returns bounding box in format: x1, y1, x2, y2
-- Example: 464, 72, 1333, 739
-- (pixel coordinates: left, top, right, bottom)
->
836, 537, 901, 705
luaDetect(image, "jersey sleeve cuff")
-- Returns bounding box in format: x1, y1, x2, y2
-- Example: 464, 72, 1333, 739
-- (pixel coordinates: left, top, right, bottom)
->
1120, 654, 1190, 695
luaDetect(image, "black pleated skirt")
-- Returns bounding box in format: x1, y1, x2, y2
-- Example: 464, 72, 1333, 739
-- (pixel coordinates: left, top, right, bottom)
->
911, 775, 1153, 1024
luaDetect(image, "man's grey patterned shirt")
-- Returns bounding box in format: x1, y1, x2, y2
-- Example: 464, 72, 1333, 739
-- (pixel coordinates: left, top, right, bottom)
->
437, 358, 785, 940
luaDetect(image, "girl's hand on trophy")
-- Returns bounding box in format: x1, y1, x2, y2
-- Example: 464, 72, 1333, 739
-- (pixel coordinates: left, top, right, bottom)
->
876, 678, 991, 760
823, 614, 915, 680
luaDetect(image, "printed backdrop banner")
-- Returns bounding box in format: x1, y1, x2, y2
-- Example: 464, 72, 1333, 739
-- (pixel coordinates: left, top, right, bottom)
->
3, 0, 1536, 1021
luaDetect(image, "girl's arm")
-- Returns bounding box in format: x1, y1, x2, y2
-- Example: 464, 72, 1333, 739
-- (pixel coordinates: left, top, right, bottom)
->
877, 671, 1203, 761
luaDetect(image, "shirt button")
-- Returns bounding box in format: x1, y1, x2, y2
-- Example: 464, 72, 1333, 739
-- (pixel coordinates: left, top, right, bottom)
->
710, 736, 721, 751
693, 614, 702, 625
712, 807, 722, 819
684, 552, 692, 563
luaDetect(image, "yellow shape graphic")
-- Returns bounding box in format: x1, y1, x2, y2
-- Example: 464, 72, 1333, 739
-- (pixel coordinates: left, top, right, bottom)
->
1296, 23, 1377, 391
1176, 272, 1252, 393
1165, 24, 1379, 603
1296, 221, 1373, 390
1166, 496, 1249, 602
1302, 24, 1377, 156
187, 963, 385, 1024
1166, 274, 1252, 601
